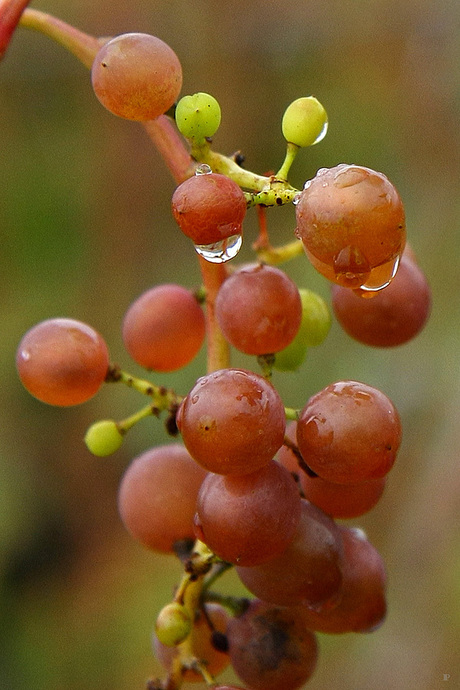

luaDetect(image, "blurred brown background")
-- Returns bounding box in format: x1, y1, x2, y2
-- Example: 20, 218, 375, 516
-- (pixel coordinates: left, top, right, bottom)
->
1, 1, 459, 688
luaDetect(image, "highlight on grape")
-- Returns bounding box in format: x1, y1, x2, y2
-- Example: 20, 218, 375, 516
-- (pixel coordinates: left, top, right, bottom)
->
5, 3, 432, 689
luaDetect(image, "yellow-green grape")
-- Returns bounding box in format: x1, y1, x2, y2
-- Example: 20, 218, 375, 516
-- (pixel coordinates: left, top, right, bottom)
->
84, 419, 124, 457
273, 337, 308, 372
298, 288, 331, 346
155, 602, 192, 647
282, 96, 328, 147
175, 92, 221, 141
274, 289, 331, 371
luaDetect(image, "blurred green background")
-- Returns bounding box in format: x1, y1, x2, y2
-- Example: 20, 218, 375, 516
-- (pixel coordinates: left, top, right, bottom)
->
1, 0, 459, 688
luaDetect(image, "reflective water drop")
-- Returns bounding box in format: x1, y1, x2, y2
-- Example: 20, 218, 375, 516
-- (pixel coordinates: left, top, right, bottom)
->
194, 233, 242, 263
355, 253, 401, 295
312, 118, 328, 145
292, 191, 302, 205
195, 163, 212, 175
333, 165, 366, 188
333, 245, 371, 289
303, 179, 313, 190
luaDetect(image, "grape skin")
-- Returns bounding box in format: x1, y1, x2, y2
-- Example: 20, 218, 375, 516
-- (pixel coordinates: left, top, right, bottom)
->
278, 421, 386, 518
194, 460, 301, 566
295, 164, 406, 288
122, 283, 206, 372
16, 318, 109, 406
296, 380, 402, 483
226, 599, 318, 690
91, 33, 182, 121
118, 444, 207, 553
236, 499, 344, 609
177, 368, 286, 475
332, 253, 431, 347
299, 526, 387, 634
171, 172, 247, 245
215, 263, 302, 355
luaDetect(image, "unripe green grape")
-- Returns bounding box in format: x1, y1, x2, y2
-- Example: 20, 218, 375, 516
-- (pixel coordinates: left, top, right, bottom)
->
297, 288, 331, 346
274, 288, 330, 371
175, 92, 221, 140
282, 96, 328, 147
155, 602, 192, 647
273, 337, 308, 372
84, 419, 124, 456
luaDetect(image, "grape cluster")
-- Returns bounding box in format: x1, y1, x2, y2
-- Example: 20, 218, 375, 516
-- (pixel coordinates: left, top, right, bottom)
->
8, 9, 433, 690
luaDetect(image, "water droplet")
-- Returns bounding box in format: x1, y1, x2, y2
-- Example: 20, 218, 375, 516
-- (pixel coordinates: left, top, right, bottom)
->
333, 245, 371, 288
312, 119, 328, 145
333, 165, 366, 188
303, 179, 313, 190
194, 233, 242, 263
355, 253, 401, 295
293, 192, 302, 205
195, 163, 212, 175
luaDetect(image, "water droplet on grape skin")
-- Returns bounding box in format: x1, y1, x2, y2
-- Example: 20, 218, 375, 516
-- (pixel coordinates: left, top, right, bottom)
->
333, 245, 371, 288
194, 233, 242, 263
195, 163, 212, 175
332, 165, 367, 188
354, 253, 401, 296
293, 192, 302, 205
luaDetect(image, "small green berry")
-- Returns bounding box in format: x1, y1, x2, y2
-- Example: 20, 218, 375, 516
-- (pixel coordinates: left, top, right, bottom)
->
155, 602, 192, 647
298, 288, 332, 347
274, 289, 331, 371
84, 419, 124, 456
282, 96, 328, 147
273, 338, 308, 372
175, 92, 221, 141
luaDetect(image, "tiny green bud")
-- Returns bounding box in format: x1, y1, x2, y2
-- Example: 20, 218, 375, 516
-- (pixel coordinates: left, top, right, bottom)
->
155, 602, 192, 647
84, 419, 123, 456
282, 96, 328, 147
175, 92, 221, 141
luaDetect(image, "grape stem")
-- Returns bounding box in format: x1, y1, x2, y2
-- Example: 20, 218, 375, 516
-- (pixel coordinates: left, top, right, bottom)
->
19, 8, 106, 68
105, 365, 183, 410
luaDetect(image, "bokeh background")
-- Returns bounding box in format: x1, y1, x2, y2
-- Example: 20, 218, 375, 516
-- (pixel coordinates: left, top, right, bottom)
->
1, 1, 459, 688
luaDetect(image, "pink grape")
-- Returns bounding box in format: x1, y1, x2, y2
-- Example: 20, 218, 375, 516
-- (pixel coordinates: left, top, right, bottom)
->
91, 33, 182, 121
122, 283, 205, 372
16, 318, 109, 406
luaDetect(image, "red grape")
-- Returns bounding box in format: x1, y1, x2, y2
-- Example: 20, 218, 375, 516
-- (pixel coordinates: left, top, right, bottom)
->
278, 421, 386, 518
296, 380, 402, 483
295, 164, 406, 291
236, 499, 344, 609
331, 252, 431, 347
194, 460, 301, 566
177, 368, 286, 475
118, 444, 206, 553
300, 526, 387, 633
171, 172, 246, 245
226, 599, 318, 690
16, 318, 109, 406
91, 33, 182, 120
215, 263, 302, 355
122, 283, 205, 372
300, 474, 386, 519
